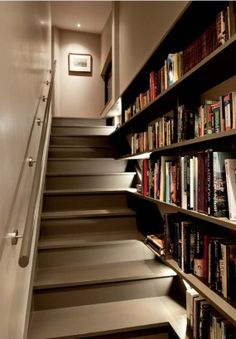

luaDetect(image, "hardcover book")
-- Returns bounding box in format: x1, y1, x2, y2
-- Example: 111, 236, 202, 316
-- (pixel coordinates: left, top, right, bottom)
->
225, 158, 236, 220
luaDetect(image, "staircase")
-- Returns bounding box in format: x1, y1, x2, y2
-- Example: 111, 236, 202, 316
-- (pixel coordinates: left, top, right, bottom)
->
28, 118, 186, 339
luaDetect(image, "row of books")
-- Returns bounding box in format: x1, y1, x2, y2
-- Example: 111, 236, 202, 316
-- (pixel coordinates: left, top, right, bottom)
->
186, 288, 236, 339
141, 153, 236, 220
128, 92, 236, 154
129, 115, 174, 154
183, 7, 230, 75
195, 93, 236, 138
163, 214, 236, 301
123, 7, 231, 124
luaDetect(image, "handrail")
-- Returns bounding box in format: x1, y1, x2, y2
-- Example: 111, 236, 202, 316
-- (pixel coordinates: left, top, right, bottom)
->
18, 61, 56, 267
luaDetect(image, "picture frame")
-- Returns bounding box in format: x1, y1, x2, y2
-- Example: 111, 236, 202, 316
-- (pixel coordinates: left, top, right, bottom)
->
68, 53, 92, 75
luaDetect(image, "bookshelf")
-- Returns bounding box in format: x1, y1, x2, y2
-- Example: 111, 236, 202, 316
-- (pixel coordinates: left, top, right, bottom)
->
112, 1, 236, 334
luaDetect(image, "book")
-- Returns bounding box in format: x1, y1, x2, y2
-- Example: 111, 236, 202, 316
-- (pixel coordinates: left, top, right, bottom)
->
225, 242, 236, 300
186, 288, 199, 327
225, 158, 236, 220
145, 234, 165, 256
159, 155, 177, 201
181, 221, 193, 273
207, 150, 230, 217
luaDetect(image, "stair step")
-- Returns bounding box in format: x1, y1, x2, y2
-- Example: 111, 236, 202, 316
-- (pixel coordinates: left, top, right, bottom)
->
47, 158, 127, 174
38, 230, 143, 249
48, 145, 115, 158
50, 135, 111, 146
45, 172, 136, 190
43, 191, 131, 212
52, 117, 107, 127
34, 276, 176, 311
37, 240, 156, 269
40, 215, 137, 238
28, 296, 186, 339
42, 208, 135, 220
51, 125, 115, 136
34, 258, 175, 290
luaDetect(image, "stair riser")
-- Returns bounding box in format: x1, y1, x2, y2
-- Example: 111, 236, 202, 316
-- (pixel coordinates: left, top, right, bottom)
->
40, 216, 137, 237
48, 147, 115, 158
45, 174, 135, 190
37, 242, 155, 268
43, 193, 129, 212
33, 277, 175, 311
47, 159, 127, 174
51, 126, 115, 136
50, 135, 110, 146
52, 118, 107, 127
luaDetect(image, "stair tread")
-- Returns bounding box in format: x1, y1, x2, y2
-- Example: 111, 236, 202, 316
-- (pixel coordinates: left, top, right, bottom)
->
49, 145, 113, 148
52, 125, 114, 128
28, 296, 186, 339
35, 257, 175, 289
47, 157, 122, 161
46, 172, 136, 177
41, 208, 136, 219
44, 188, 136, 195
38, 231, 144, 249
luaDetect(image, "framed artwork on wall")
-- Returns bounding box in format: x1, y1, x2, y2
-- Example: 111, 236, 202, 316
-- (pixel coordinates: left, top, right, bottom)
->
68, 53, 92, 75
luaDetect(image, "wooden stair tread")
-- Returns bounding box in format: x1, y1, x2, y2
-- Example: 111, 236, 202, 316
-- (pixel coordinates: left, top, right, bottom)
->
38, 231, 144, 249
34, 259, 176, 289
28, 296, 187, 339
41, 208, 136, 220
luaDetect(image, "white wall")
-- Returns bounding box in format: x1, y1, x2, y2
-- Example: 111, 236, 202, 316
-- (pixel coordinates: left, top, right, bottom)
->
54, 29, 104, 118
0, 2, 51, 338
52, 26, 61, 116
118, 1, 188, 95
101, 13, 112, 74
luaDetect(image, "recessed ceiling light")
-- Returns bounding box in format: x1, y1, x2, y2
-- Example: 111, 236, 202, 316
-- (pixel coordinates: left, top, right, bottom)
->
77, 23, 81, 28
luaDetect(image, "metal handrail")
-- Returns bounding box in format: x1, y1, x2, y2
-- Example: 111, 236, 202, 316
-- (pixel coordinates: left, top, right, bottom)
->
18, 61, 56, 267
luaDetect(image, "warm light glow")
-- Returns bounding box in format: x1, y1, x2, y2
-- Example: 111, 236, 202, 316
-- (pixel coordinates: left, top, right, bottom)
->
77, 23, 81, 28
183, 279, 192, 290
123, 152, 152, 160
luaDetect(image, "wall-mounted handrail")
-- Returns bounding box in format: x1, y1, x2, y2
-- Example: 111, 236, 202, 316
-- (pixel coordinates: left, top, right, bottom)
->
18, 61, 56, 267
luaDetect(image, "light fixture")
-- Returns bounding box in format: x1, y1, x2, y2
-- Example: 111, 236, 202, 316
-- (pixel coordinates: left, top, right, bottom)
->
77, 23, 81, 28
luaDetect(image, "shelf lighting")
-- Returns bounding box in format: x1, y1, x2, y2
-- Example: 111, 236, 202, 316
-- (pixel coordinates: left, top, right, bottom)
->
123, 152, 152, 160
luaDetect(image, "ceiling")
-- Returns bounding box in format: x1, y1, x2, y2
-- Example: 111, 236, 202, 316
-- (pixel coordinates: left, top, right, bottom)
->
51, 1, 112, 34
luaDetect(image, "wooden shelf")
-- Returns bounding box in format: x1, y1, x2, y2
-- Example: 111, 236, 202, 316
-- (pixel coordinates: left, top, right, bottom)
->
145, 243, 236, 327
119, 129, 236, 159
127, 191, 236, 232
112, 35, 236, 137
113, 1, 236, 330
166, 259, 236, 327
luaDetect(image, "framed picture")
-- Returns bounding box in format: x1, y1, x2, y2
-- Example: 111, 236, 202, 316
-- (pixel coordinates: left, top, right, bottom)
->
68, 53, 92, 75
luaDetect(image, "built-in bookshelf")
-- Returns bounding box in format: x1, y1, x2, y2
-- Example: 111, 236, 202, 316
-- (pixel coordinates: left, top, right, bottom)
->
112, 1, 236, 333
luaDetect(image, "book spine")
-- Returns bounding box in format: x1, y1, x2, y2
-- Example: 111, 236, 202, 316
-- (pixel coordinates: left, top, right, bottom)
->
207, 149, 213, 216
